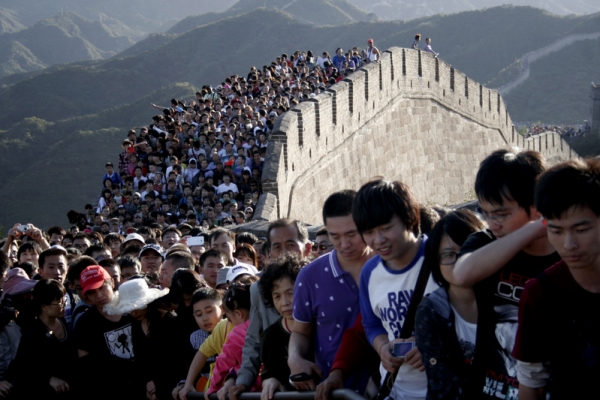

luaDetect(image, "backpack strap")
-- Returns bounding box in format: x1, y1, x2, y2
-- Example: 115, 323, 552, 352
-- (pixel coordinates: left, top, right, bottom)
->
400, 261, 431, 338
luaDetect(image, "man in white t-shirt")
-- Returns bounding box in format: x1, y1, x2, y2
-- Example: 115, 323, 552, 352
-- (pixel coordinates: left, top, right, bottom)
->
355, 179, 437, 400
216, 174, 238, 196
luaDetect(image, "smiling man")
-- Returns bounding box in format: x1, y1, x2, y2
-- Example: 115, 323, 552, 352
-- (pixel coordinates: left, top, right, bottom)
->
354, 180, 437, 400
453, 149, 560, 399
288, 190, 374, 391
514, 158, 600, 400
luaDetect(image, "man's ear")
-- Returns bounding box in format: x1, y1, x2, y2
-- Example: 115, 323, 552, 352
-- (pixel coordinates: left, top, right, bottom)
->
529, 205, 542, 221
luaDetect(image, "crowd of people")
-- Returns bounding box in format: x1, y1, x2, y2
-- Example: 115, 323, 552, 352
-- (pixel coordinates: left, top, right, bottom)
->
62, 39, 383, 238
1, 37, 598, 400
1, 148, 599, 400
525, 123, 590, 138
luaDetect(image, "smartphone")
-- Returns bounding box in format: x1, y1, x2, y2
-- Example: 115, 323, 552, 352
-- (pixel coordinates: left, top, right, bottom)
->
392, 341, 415, 359
187, 236, 204, 247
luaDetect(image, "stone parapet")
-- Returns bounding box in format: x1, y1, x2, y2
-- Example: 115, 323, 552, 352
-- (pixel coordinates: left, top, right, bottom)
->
261, 47, 578, 224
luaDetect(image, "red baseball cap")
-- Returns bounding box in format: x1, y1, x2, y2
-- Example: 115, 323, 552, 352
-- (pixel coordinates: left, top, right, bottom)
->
80, 265, 111, 296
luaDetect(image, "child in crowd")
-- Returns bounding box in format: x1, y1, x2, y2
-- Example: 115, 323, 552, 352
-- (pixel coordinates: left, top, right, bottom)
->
176, 288, 233, 400
199, 250, 227, 288
206, 284, 257, 399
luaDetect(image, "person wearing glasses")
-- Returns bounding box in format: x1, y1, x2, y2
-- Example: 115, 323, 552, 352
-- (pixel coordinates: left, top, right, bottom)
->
453, 150, 560, 399
414, 210, 485, 399
313, 228, 334, 257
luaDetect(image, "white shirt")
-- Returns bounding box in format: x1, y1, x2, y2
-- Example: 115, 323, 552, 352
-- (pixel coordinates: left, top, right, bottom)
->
451, 305, 477, 364
217, 182, 239, 194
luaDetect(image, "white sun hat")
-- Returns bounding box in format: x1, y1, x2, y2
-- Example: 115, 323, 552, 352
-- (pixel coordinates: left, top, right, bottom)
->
104, 278, 169, 315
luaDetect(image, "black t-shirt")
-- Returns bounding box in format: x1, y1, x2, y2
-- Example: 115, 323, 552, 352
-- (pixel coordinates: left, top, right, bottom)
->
260, 317, 294, 390
75, 307, 143, 399
75, 307, 135, 361
459, 230, 561, 399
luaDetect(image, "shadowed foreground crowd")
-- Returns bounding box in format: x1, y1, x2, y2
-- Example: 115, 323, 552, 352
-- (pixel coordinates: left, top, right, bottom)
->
1, 147, 599, 400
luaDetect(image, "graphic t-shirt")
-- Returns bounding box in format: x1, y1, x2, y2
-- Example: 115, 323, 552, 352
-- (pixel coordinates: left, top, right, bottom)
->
451, 306, 477, 366
360, 238, 439, 400
459, 230, 561, 400
74, 307, 139, 398
75, 307, 135, 360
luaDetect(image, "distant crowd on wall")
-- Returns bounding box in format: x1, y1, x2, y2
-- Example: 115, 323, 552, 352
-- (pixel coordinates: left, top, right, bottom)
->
65, 39, 384, 237
525, 123, 590, 138
1, 33, 599, 400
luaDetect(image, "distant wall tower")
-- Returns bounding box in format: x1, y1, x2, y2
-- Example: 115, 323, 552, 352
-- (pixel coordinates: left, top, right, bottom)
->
592, 83, 600, 135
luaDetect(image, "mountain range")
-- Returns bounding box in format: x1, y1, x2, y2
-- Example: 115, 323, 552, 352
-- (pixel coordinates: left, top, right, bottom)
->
168, 0, 376, 34
347, 0, 600, 21
0, 12, 137, 78
0, 4, 598, 229
0, 0, 236, 33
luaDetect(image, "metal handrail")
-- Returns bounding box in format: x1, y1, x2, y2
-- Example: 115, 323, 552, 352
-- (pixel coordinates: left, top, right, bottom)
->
187, 389, 366, 400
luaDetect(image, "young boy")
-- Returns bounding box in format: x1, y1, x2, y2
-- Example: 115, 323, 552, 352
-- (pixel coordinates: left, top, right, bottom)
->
199, 250, 227, 288
176, 288, 232, 399
75, 265, 141, 399
355, 180, 438, 400
453, 150, 560, 398
514, 158, 600, 399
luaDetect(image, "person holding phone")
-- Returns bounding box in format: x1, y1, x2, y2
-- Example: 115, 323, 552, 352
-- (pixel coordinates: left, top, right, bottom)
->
354, 180, 439, 400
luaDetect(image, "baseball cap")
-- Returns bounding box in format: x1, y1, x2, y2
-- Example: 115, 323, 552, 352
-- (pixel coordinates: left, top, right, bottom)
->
80, 265, 112, 296
124, 233, 145, 244
226, 265, 256, 284
217, 267, 232, 287
138, 244, 164, 260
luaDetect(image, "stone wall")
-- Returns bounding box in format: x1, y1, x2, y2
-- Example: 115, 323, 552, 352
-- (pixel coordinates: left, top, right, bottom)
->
260, 47, 577, 225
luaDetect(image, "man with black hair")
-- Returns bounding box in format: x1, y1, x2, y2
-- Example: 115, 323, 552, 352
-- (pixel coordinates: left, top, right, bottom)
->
313, 227, 333, 257
84, 244, 112, 262
38, 246, 75, 325
453, 150, 560, 398
160, 251, 194, 289
288, 190, 374, 391
72, 234, 91, 253
514, 158, 600, 400
47, 226, 66, 246
355, 179, 437, 400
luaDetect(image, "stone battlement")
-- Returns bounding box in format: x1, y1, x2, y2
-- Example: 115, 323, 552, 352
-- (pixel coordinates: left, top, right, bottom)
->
259, 47, 577, 225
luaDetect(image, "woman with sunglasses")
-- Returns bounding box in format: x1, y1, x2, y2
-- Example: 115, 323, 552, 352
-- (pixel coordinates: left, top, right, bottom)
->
415, 210, 485, 399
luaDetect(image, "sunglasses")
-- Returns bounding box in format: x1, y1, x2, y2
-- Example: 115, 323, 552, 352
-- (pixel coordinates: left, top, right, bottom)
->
313, 243, 333, 251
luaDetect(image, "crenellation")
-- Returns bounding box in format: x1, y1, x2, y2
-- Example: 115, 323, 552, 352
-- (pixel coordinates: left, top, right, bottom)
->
261, 46, 579, 224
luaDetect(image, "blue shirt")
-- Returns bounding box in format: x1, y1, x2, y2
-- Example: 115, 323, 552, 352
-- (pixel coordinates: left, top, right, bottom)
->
293, 250, 360, 377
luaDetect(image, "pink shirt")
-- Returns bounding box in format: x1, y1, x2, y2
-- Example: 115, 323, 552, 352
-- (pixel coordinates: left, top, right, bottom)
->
208, 320, 260, 393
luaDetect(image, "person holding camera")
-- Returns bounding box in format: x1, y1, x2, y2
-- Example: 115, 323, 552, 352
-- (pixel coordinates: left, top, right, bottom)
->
1, 224, 50, 263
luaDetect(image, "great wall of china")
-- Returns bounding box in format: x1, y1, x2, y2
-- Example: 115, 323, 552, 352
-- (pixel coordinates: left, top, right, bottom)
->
252, 46, 578, 226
